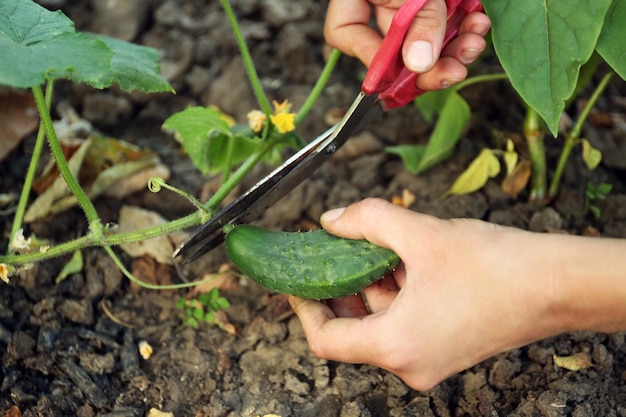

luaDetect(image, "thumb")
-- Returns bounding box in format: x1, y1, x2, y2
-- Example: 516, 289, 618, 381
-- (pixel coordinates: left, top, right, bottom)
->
320, 198, 420, 257
402, 0, 447, 73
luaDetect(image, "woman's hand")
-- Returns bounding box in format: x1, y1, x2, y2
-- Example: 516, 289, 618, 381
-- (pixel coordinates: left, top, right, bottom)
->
324, 0, 491, 89
290, 198, 626, 390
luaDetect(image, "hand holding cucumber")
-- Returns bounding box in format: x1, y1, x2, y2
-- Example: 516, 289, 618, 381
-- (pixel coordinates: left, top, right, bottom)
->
290, 199, 626, 390
285, 0, 626, 392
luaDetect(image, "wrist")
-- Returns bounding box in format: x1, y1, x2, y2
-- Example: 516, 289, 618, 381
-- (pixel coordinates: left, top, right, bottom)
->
543, 234, 626, 334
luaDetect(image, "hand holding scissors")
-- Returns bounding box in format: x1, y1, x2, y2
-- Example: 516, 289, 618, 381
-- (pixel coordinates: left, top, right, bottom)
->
174, 0, 483, 263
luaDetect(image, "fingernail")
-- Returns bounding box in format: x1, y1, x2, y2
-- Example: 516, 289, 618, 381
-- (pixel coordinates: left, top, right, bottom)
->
405, 40, 435, 73
321, 207, 345, 223
460, 48, 483, 65
440, 78, 463, 89
471, 22, 491, 36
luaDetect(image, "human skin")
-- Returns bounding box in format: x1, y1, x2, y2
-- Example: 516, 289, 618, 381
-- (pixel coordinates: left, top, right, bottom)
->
324, 0, 491, 90
290, 198, 626, 390
291, 0, 626, 390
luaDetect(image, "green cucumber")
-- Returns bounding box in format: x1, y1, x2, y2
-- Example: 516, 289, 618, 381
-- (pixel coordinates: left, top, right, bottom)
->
224, 225, 401, 299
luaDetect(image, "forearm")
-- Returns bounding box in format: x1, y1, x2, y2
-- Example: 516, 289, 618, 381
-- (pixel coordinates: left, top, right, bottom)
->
543, 233, 626, 333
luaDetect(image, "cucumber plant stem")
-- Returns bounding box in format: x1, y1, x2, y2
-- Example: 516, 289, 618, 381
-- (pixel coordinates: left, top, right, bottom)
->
295, 48, 342, 127
32, 83, 103, 235
548, 71, 614, 198
452, 72, 509, 91
104, 246, 233, 290
204, 134, 282, 211
7, 82, 54, 254
219, 0, 272, 115
523, 106, 547, 201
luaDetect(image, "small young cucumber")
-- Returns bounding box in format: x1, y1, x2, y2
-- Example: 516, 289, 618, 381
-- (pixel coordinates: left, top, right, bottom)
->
224, 225, 400, 299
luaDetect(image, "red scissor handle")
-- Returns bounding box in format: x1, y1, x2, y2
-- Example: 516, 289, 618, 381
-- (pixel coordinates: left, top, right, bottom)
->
362, 0, 483, 110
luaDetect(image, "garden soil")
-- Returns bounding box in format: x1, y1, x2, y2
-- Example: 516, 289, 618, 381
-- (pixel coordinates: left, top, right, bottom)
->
2, 0, 626, 416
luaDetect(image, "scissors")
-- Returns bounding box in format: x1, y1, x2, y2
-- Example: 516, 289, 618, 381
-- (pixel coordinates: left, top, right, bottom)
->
174, 0, 483, 264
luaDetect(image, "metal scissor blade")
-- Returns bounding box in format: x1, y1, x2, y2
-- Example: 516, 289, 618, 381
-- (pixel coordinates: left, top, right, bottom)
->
174, 92, 379, 263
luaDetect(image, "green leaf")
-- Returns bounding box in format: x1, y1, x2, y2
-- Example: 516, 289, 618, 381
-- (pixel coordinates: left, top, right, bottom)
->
581, 139, 602, 170
0, 0, 111, 88
414, 89, 452, 123
162, 107, 232, 174
185, 317, 199, 329
443, 149, 500, 198
482, 0, 613, 136
197, 293, 211, 306
386, 144, 426, 174
193, 307, 204, 320
597, 182, 613, 196
176, 297, 187, 309
596, 1, 626, 80
204, 311, 215, 323
55, 250, 83, 284
387, 91, 470, 174
216, 297, 230, 309
89, 34, 173, 93
208, 131, 260, 174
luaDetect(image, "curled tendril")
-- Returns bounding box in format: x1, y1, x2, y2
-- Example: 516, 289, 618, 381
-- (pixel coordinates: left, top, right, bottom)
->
148, 177, 165, 193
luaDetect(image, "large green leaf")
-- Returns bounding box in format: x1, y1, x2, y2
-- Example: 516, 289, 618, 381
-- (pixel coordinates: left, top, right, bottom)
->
90, 34, 173, 93
482, 0, 612, 136
0, 0, 172, 93
0, 0, 111, 88
596, 0, 626, 80
162, 107, 233, 175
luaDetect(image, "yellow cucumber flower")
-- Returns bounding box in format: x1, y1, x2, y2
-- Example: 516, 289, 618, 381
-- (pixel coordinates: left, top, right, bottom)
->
272, 99, 292, 113
247, 109, 267, 133
270, 112, 296, 134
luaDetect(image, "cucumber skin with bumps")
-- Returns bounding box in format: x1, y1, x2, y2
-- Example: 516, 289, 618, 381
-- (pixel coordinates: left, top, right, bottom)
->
224, 225, 401, 299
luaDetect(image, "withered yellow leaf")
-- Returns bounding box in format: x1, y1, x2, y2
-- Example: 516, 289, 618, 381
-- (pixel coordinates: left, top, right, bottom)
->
581, 139, 602, 170
443, 149, 500, 198
553, 352, 593, 371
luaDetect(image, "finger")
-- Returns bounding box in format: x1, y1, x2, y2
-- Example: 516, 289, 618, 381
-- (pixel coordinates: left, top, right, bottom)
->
324, 0, 382, 67
401, 0, 447, 73
321, 198, 439, 260
415, 56, 467, 90
369, 0, 408, 7
289, 295, 384, 364
441, 32, 487, 65
362, 274, 400, 313
327, 294, 369, 317
458, 11, 491, 37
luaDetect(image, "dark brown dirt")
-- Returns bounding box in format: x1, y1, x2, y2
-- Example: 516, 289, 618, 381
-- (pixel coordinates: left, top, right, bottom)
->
2, 0, 626, 416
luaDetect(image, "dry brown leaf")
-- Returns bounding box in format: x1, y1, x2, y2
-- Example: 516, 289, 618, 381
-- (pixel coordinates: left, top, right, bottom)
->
391, 189, 416, 208
0, 90, 38, 162
4, 405, 22, 417
261, 293, 294, 322
118, 206, 175, 265
187, 264, 240, 299
26, 136, 164, 222
553, 352, 594, 371
103, 162, 170, 198
130, 255, 174, 290
582, 226, 601, 237
501, 160, 532, 198
214, 310, 238, 335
